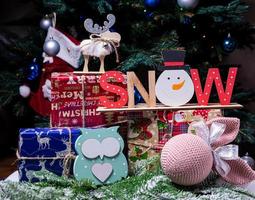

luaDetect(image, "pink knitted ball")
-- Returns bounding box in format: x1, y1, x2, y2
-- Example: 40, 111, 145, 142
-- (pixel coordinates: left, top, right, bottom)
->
161, 134, 213, 186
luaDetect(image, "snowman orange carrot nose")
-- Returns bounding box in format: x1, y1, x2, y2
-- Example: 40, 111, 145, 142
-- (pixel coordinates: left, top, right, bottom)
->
172, 80, 185, 90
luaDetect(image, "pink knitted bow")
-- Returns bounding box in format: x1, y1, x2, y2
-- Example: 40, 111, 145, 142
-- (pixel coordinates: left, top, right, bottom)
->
191, 117, 255, 185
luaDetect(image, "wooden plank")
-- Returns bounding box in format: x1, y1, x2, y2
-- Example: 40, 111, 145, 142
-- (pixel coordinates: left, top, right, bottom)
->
127, 71, 156, 108
97, 103, 243, 112
148, 71, 156, 107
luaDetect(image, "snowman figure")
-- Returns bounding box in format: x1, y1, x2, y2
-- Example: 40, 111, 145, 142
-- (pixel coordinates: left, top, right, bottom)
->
156, 50, 194, 107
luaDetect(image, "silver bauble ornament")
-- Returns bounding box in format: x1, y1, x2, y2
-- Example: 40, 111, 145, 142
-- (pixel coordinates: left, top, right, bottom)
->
241, 153, 255, 169
177, 0, 199, 10
40, 16, 53, 30
43, 38, 60, 56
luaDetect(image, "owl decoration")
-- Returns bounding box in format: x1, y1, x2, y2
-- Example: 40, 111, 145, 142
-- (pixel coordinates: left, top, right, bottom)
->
73, 126, 128, 185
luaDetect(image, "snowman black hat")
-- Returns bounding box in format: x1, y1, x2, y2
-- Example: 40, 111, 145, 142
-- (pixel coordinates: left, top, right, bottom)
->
158, 49, 189, 71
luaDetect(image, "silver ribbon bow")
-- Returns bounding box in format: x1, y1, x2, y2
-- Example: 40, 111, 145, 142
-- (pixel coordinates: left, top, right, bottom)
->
192, 121, 239, 177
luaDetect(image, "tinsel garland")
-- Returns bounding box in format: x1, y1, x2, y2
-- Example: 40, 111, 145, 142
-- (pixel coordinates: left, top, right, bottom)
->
0, 156, 255, 200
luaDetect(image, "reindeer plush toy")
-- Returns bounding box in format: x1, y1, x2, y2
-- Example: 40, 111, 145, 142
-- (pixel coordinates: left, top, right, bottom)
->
80, 14, 121, 72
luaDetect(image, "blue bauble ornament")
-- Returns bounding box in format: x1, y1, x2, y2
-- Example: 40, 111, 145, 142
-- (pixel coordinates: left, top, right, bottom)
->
144, 0, 160, 8
134, 88, 143, 105
27, 58, 41, 81
222, 34, 236, 53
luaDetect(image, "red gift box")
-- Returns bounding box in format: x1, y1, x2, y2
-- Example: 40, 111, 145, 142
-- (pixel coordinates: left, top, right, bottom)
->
157, 109, 222, 148
51, 72, 127, 127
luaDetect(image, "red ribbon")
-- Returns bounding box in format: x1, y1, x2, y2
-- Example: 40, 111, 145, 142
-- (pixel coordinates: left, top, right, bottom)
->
164, 62, 184, 67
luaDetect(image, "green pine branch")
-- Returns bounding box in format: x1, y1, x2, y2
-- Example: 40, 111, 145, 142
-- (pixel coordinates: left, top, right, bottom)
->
89, 0, 113, 14
1, 158, 255, 199
197, 0, 249, 23
119, 31, 179, 71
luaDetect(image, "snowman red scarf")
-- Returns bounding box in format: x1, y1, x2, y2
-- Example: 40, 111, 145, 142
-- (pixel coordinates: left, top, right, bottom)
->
29, 27, 80, 116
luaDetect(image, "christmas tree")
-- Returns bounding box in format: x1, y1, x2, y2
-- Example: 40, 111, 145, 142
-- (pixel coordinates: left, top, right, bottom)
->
0, 0, 255, 153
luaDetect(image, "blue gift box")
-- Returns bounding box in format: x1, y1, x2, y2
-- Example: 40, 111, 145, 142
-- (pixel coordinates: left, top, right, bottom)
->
18, 128, 81, 182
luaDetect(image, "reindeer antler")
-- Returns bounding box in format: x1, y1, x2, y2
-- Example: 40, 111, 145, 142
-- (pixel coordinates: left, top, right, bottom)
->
84, 14, 116, 34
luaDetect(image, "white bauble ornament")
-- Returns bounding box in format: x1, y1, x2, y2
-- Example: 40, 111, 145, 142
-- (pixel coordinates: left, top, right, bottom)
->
19, 85, 31, 98
155, 70, 194, 106
241, 153, 255, 170
177, 0, 199, 10
40, 16, 53, 30
43, 38, 60, 56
